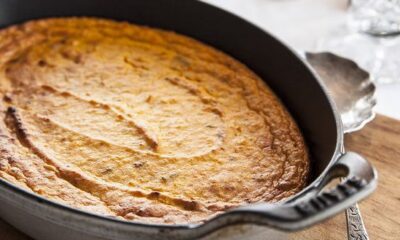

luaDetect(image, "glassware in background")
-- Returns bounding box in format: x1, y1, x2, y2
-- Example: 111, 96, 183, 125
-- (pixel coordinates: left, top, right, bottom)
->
317, 0, 400, 84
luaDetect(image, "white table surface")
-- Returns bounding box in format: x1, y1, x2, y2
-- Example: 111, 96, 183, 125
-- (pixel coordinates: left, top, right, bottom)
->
203, 0, 400, 120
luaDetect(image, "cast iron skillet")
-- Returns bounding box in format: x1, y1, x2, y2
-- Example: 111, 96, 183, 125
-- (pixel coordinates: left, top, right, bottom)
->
0, 0, 377, 239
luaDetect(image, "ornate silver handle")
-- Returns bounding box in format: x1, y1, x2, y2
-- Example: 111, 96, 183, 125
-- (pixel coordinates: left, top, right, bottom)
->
197, 152, 377, 234
346, 203, 369, 240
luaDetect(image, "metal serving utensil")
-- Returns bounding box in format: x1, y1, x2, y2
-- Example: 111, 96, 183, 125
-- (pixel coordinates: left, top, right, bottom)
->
306, 52, 376, 240
306, 52, 376, 134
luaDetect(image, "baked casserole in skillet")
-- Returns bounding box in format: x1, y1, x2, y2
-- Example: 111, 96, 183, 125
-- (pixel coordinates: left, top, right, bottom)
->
0, 18, 309, 224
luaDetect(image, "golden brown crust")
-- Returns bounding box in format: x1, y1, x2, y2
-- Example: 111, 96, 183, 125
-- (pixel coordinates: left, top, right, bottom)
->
0, 17, 309, 224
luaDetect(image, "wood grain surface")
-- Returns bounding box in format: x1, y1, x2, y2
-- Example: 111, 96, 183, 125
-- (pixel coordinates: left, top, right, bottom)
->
1, 114, 399, 240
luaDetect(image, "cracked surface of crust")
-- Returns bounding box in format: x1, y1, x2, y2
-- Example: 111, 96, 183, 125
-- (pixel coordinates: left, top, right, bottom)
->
0, 18, 309, 224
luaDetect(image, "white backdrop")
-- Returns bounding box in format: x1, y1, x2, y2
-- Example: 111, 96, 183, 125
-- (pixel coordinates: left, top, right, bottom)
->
202, 0, 400, 119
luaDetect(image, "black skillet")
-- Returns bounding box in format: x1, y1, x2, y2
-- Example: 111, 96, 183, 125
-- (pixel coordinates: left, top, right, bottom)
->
0, 0, 377, 239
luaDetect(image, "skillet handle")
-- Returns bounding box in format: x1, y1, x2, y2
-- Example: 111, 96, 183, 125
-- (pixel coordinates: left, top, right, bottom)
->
200, 152, 377, 233
278, 151, 377, 231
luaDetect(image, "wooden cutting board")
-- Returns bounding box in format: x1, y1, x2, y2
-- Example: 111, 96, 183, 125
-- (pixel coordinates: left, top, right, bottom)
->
1, 114, 399, 240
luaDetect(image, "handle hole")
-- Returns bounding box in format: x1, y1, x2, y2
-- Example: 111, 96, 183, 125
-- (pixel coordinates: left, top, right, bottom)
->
316, 163, 350, 194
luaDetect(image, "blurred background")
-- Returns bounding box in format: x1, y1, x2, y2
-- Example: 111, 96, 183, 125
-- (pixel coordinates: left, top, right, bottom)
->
202, 0, 400, 120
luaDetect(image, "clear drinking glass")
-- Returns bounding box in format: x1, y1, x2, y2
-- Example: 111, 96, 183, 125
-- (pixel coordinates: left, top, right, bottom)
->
317, 0, 400, 84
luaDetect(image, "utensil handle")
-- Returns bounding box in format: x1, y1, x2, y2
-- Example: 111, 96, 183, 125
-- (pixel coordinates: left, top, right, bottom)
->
200, 152, 377, 233
346, 203, 369, 240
